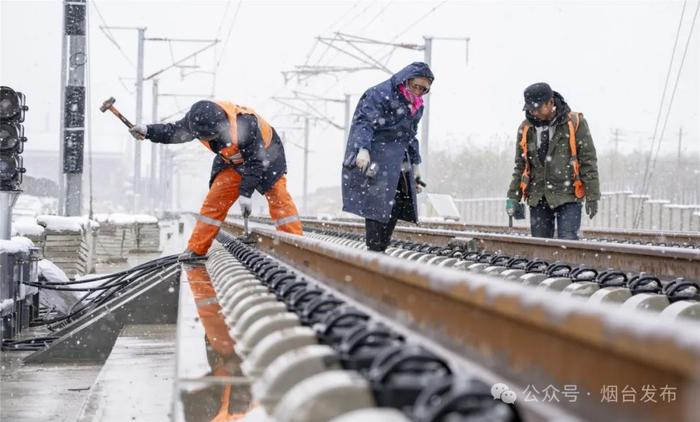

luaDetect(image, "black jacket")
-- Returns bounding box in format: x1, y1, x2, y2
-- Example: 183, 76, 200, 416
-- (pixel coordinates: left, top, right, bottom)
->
147, 113, 287, 197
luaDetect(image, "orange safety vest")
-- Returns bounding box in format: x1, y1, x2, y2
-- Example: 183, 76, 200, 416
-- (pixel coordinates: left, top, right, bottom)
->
519, 112, 585, 200
199, 101, 274, 165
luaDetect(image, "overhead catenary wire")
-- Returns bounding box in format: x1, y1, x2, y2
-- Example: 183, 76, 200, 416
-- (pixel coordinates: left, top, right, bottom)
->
635, 0, 699, 225
91, 0, 136, 68
646, 0, 699, 187
636, 0, 688, 198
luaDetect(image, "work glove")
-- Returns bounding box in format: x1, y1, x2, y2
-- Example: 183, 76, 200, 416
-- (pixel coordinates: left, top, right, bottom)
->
129, 124, 147, 140
355, 148, 370, 172
239, 195, 252, 218
585, 200, 598, 219
413, 164, 426, 193
506, 198, 518, 217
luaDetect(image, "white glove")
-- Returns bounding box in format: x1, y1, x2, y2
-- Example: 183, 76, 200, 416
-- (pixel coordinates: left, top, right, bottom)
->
129, 124, 147, 140
239, 195, 252, 218
355, 148, 370, 171
412, 164, 421, 179
413, 164, 424, 193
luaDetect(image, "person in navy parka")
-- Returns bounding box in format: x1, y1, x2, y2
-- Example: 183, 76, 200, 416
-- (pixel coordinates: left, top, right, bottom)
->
341, 62, 434, 252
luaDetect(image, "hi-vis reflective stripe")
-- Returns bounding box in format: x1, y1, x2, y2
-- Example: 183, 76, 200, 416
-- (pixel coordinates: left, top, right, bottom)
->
195, 214, 223, 227
229, 152, 243, 164
196, 297, 219, 307
274, 215, 300, 226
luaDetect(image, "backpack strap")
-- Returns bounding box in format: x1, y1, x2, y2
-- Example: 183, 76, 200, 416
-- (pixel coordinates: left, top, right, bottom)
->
567, 112, 585, 199
518, 120, 531, 199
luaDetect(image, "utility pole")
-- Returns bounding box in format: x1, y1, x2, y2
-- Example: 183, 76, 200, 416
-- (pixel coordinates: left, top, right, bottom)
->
422, 36, 433, 182
303, 117, 309, 215
100, 25, 147, 212
59, 0, 88, 216
676, 127, 684, 202
344, 93, 352, 143
150, 79, 159, 211
420, 36, 470, 183
135, 27, 145, 212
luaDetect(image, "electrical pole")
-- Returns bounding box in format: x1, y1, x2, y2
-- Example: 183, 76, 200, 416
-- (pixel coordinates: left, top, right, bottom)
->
60, 0, 88, 216
150, 79, 159, 211
419, 36, 469, 183
676, 127, 684, 202
303, 117, 309, 215
134, 27, 145, 212
422, 36, 433, 182
344, 93, 352, 143
101, 25, 147, 212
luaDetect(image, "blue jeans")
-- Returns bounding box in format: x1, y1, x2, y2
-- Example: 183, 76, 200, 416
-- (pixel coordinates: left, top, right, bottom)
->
529, 199, 582, 240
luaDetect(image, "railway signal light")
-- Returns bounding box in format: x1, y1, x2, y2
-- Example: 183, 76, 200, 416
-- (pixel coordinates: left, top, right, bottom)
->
0, 86, 28, 191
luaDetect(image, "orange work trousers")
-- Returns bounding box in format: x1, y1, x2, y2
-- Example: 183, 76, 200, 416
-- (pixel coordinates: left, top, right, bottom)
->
188, 167, 303, 255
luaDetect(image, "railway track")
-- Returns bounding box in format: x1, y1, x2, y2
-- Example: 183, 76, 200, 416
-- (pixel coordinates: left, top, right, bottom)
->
219, 220, 700, 422
280, 218, 700, 281
312, 218, 700, 248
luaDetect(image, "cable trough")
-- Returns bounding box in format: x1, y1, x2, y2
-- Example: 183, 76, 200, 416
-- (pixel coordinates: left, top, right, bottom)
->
218, 220, 700, 422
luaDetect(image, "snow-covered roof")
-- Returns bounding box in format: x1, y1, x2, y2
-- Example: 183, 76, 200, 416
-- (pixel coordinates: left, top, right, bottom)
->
0, 299, 14, 313
93, 213, 158, 225
37, 215, 91, 233
133, 214, 158, 224
12, 219, 46, 237
0, 237, 32, 254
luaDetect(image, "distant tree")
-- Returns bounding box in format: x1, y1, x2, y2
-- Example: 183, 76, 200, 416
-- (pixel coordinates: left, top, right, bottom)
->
22, 175, 59, 198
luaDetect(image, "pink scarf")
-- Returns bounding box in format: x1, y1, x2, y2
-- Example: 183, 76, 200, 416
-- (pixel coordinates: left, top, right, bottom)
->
398, 84, 424, 116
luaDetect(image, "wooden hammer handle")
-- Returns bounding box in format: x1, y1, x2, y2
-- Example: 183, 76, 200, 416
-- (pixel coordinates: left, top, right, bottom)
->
108, 107, 134, 129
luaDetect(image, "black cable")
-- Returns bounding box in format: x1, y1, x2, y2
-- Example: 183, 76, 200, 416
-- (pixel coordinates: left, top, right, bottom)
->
34, 254, 180, 286
30, 261, 177, 329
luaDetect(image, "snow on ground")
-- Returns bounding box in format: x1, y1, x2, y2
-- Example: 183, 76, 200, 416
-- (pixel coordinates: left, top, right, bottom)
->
38, 259, 70, 284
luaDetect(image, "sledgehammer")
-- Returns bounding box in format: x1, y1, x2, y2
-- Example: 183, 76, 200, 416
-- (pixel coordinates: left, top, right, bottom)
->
99, 97, 136, 130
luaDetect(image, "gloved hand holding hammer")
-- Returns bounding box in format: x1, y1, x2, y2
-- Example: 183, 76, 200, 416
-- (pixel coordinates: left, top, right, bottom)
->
129, 124, 148, 140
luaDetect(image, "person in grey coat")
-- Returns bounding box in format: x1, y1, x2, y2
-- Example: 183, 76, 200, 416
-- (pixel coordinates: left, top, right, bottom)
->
341, 62, 434, 252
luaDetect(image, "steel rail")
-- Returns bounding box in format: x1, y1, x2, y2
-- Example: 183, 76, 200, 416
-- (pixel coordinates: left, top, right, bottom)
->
289, 219, 700, 281
221, 221, 700, 422
295, 217, 700, 247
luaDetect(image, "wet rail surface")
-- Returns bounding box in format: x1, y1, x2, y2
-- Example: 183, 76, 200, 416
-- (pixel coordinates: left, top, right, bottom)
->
220, 220, 700, 422
274, 218, 700, 281
310, 217, 700, 248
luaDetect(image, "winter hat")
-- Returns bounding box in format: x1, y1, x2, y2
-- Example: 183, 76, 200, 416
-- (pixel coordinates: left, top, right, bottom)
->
522, 82, 553, 111
187, 100, 229, 139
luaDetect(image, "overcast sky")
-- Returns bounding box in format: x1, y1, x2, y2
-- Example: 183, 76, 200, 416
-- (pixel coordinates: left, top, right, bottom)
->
1, 0, 698, 208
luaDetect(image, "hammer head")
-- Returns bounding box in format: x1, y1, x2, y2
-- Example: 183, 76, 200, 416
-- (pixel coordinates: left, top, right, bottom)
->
99, 97, 116, 113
